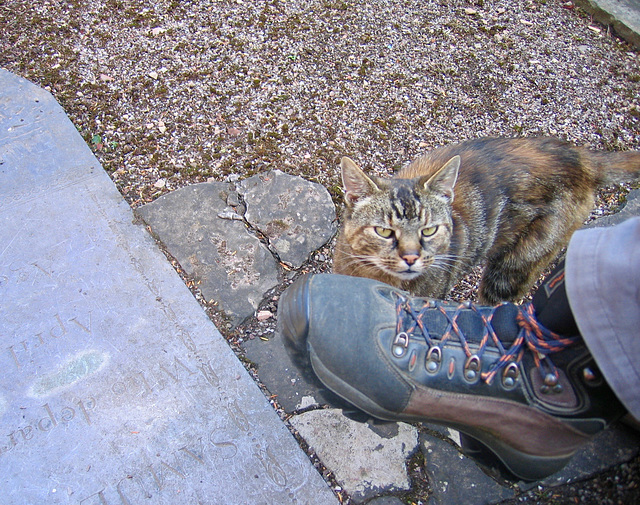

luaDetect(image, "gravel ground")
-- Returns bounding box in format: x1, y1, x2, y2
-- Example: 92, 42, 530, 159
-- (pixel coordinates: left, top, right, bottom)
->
2, 1, 639, 503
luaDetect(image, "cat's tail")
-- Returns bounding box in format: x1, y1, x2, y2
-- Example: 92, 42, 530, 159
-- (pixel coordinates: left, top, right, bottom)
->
584, 148, 640, 186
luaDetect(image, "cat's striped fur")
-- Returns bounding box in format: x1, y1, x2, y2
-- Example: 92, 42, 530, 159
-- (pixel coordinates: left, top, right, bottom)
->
333, 137, 640, 303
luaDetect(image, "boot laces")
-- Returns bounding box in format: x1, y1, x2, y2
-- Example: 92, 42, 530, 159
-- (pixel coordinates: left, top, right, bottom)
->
395, 295, 580, 386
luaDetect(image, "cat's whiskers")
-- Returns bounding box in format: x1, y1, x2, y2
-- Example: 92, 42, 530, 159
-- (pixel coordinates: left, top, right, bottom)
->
335, 250, 383, 273
427, 253, 471, 274
428, 261, 454, 274
434, 253, 472, 267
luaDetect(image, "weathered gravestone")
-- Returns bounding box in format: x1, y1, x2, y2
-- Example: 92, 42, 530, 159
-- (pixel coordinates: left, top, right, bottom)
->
0, 69, 338, 505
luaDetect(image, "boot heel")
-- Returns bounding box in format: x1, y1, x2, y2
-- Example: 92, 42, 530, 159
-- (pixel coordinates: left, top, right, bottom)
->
460, 431, 573, 482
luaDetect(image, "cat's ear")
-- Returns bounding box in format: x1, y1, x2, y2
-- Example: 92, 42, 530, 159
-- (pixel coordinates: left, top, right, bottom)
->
422, 155, 460, 201
341, 157, 379, 206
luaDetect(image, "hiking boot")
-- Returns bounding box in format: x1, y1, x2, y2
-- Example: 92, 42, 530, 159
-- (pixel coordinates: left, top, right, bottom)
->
277, 273, 626, 481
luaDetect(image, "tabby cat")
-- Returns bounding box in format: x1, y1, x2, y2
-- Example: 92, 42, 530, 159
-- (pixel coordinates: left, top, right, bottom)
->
333, 137, 640, 304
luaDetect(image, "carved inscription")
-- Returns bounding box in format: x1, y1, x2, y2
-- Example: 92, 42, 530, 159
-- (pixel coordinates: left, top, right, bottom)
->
76, 349, 291, 504
254, 443, 288, 488
0, 398, 96, 456
78, 434, 235, 504
0, 254, 78, 297
108, 355, 219, 400
5, 311, 92, 371
77, 432, 292, 505
78, 356, 244, 505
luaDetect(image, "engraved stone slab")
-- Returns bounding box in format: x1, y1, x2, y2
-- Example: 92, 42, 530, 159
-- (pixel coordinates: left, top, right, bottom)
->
0, 69, 338, 505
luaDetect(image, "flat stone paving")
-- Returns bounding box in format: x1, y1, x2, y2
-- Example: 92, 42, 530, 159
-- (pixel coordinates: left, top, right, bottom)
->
0, 69, 338, 505
136, 170, 336, 328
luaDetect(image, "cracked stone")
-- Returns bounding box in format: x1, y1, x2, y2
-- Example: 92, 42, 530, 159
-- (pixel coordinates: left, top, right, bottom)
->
289, 409, 418, 503
136, 182, 280, 326
137, 172, 338, 326
238, 170, 337, 268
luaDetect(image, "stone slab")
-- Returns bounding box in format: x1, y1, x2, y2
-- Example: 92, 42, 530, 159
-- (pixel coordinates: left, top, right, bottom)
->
576, 0, 640, 49
419, 433, 515, 505
0, 69, 338, 505
238, 170, 337, 268
243, 330, 338, 413
136, 182, 280, 327
136, 171, 337, 327
289, 409, 418, 503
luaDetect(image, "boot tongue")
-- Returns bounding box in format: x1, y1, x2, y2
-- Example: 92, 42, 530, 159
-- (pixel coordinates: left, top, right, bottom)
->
407, 300, 521, 345
486, 303, 521, 344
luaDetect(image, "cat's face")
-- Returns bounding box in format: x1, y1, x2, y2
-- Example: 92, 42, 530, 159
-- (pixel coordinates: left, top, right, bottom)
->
337, 156, 459, 283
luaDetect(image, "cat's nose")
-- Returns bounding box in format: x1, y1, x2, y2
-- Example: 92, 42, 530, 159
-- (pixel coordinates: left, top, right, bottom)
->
402, 254, 420, 266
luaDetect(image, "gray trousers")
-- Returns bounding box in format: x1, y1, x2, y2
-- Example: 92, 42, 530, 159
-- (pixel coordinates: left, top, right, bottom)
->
566, 216, 640, 419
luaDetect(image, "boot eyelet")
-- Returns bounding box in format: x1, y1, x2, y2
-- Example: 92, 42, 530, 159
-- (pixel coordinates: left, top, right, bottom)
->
582, 366, 603, 387
392, 332, 409, 358
425, 346, 442, 374
501, 362, 520, 390
463, 355, 481, 383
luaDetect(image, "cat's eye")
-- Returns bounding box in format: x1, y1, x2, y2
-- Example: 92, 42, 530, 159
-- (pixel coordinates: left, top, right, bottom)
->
374, 227, 394, 238
421, 226, 438, 237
